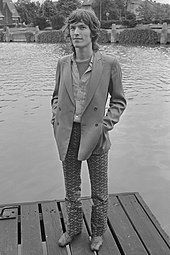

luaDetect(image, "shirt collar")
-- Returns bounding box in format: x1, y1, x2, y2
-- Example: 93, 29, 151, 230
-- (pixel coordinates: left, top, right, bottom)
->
71, 53, 94, 69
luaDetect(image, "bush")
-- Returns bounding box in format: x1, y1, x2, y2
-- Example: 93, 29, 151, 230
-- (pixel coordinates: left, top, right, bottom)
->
118, 28, 159, 45
0, 31, 4, 42
98, 29, 111, 43
100, 20, 121, 29
25, 32, 35, 42
36, 28, 111, 44
51, 14, 65, 30
37, 29, 67, 43
33, 17, 49, 30
122, 18, 137, 28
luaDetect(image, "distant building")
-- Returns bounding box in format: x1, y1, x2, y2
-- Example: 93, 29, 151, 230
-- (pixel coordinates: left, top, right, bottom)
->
127, 0, 143, 16
81, 0, 157, 20
127, 0, 156, 18
0, 0, 20, 27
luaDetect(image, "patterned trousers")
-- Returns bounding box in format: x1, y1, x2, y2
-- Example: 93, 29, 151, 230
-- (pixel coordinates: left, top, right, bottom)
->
62, 122, 108, 237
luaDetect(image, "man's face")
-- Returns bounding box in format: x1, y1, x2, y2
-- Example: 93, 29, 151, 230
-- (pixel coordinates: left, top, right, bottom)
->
69, 21, 92, 49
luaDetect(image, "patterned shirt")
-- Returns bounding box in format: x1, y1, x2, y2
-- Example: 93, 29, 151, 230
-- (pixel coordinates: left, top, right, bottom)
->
71, 54, 93, 122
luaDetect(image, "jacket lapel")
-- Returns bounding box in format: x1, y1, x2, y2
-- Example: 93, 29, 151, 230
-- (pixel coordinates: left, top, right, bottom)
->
63, 54, 75, 105
82, 51, 103, 114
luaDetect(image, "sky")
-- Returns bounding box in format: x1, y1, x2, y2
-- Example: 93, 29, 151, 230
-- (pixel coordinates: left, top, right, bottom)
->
155, 0, 170, 4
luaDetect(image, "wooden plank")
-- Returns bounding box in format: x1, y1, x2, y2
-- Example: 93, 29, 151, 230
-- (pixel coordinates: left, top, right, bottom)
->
60, 201, 92, 255
108, 195, 148, 255
41, 201, 67, 255
118, 194, 170, 255
82, 199, 121, 255
135, 193, 170, 248
21, 203, 43, 255
0, 208, 18, 255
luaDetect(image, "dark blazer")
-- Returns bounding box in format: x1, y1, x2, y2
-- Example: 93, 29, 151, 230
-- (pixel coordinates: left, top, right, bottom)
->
51, 51, 127, 161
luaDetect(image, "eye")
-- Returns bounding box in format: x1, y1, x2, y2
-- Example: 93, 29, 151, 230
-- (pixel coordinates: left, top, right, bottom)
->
79, 25, 86, 30
70, 26, 75, 31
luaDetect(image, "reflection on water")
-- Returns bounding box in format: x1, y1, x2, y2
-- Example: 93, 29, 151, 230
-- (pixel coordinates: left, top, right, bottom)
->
0, 43, 170, 236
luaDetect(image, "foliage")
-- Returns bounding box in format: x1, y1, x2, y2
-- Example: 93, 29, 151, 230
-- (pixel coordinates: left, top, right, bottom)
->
55, 0, 81, 17
33, 16, 49, 30
0, 31, 4, 42
15, 0, 40, 25
136, 1, 170, 24
100, 20, 121, 29
51, 14, 65, 30
39, 0, 57, 21
122, 18, 137, 28
36, 28, 111, 44
37, 30, 67, 43
122, 12, 137, 28
15, 0, 81, 27
25, 31, 35, 42
118, 28, 159, 45
97, 29, 111, 43
92, 0, 126, 21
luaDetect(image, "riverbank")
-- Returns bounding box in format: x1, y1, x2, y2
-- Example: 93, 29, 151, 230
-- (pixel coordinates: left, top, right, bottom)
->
1, 23, 170, 45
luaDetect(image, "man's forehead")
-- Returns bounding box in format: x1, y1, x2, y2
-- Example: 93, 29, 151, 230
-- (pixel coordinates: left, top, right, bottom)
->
70, 21, 88, 26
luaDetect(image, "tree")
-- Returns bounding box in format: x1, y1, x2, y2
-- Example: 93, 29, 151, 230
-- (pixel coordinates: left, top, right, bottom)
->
39, 0, 57, 21
51, 14, 65, 30
122, 11, 137, 27
33, 16, 49, 30
92, 0, 125, 21
15, 0, 40, 24
55, 0, 81, 18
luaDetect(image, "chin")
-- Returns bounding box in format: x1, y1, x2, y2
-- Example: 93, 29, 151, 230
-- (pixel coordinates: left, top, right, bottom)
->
74, 44, 84, 48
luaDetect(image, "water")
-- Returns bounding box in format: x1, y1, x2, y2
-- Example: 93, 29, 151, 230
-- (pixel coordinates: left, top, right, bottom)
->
0, 42, 170, 236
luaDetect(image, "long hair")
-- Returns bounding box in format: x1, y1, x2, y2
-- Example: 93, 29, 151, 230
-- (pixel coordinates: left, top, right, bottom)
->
65, 8, 100, 53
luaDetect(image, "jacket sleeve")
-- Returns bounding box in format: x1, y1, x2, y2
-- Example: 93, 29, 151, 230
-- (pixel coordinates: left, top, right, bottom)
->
103, 59, 127, 131
51, 59, 61, 125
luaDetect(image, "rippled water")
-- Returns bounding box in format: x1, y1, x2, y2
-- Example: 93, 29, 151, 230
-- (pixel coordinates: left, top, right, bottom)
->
0, 43, 170, 236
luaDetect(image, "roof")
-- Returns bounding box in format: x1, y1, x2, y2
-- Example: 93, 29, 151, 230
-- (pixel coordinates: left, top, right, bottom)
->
82, 0, 93, 6
3, 0, 20, 17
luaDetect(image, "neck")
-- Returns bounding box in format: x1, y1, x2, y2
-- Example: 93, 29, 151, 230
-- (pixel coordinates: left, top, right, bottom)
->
75, 45, 93, 61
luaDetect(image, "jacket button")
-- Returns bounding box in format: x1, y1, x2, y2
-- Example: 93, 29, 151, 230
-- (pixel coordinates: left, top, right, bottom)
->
59, 107, 61, 111
95, 123, 98, 127
94, 107, 97, 111
57, 122, 59, 125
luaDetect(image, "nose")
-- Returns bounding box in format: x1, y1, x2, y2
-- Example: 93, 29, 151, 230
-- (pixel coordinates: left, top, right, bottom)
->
74, 27, 80, 35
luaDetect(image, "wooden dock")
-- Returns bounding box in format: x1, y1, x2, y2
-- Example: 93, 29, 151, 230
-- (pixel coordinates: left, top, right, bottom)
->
0, 192, 170, 255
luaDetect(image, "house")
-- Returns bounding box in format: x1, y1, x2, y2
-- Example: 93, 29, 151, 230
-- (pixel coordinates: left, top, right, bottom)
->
0, 0, 20, 27
127, 0, 157, 18
127, 0, 143, 16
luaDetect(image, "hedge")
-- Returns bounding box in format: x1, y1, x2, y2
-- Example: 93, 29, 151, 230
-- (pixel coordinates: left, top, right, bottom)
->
35, 27, 160, 46
101, 20, 121, 29
25, 32, 35, 43
98, 29, 111, 43
0, 31, 4, 42
37, 30, 67, 44
118, 28, 159, 45
36, 29, 111, 44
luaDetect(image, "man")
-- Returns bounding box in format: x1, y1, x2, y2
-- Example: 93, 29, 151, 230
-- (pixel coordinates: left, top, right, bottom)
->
51, 8, 126, 251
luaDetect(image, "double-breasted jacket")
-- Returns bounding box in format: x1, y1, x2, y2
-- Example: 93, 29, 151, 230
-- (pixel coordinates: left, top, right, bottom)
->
51, 51, 127, 161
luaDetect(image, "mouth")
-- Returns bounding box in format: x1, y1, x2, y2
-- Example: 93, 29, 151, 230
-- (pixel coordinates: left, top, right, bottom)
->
73, 38, 82, 41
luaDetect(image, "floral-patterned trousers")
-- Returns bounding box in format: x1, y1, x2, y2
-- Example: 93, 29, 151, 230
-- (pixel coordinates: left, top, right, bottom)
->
62, 122, 108, 237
